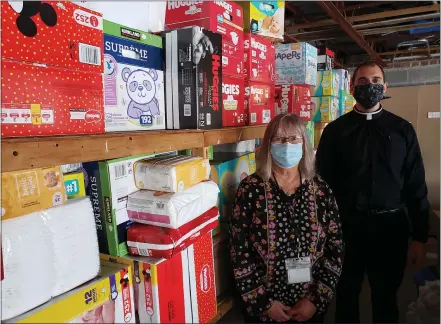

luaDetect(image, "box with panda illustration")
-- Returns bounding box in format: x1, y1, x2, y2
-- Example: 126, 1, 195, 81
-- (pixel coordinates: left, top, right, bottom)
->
165, 0, 244, 76
222, 76, 245, 127
244, 81, 274, 125
103, 20, 165, 132
165, 26, 222, 130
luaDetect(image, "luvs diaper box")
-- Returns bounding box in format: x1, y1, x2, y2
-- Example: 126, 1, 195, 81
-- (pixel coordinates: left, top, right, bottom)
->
275, 42, 318, 86
312, 96, 339, 122
244, 81, 274, 125
103, 20, 165, 131
275, 84, 313, 120
313, 70, 340, 97
244, 34, 275, 83
165, 0, 244, 76
1, 1, 105, 137
1, 166, 67, 221
102, 232, 217, 324
5, 263, 135, 323
222, 76, 246, 127
165, 26, 223, 129
240, 1, 285, 41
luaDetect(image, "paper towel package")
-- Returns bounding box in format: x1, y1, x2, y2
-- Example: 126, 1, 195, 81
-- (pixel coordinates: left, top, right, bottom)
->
6, 263, 135, 323
312, 70, 340, 97
134, 155, 211, 193
102, 231, 217, 324
127, 181, 219, 228
127, 207, 219, 258
103, 20, 166, 132
275, 42, 318, 86
1, 166, 67, 221
63, 171, 86, 200
312, 96, 339, 122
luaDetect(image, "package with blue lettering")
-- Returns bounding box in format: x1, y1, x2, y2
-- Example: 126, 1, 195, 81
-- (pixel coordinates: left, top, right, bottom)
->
103, 20, 165, 132
275, 42, 318, 86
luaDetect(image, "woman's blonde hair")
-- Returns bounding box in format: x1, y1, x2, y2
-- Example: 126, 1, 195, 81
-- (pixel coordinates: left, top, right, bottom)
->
256, 113, 316, 182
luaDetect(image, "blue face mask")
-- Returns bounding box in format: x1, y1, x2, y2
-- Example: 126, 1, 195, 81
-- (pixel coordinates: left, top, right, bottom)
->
271, 143, 303, 169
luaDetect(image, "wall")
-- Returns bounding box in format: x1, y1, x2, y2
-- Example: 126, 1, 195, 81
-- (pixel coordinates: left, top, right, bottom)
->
385, 84, 440, 208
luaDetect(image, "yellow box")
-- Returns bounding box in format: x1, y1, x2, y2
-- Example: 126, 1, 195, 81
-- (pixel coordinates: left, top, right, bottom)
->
1, 166, 67, 221
63, 171, 86, 199
134, 155, 210, 193
240, 1, 285, 40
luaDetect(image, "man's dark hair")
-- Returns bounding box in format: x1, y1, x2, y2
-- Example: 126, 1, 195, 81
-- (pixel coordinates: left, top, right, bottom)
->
352, 60, 386, 84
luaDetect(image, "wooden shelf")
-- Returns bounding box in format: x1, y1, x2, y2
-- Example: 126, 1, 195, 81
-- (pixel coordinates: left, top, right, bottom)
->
210, 297, 234, 323
2, 126, 266, 172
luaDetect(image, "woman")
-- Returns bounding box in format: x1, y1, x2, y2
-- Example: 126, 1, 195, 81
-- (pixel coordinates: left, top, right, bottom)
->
229, 113, 344, 323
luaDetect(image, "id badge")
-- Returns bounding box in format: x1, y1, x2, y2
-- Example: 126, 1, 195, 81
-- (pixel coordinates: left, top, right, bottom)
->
285, 256, 312, 284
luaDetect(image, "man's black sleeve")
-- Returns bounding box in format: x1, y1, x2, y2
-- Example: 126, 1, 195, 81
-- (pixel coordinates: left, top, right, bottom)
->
403, 123, 430, 243
315, 124, 336, 190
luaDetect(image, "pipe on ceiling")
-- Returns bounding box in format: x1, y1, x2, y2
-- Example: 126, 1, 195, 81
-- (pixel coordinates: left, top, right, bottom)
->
353, 12, 440, 29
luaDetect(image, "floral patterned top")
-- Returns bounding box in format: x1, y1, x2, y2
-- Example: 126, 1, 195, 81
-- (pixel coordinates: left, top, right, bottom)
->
229, 174, 344, 321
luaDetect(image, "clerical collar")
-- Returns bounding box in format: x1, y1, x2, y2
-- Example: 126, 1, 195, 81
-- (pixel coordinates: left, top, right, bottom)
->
353, 106, 383, 120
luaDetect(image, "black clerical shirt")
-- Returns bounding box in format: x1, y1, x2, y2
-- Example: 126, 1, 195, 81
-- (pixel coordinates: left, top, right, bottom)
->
316, 107, 430, 243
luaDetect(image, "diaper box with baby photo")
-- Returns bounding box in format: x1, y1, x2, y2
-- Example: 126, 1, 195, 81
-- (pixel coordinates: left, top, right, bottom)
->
313, 70, 340, 97
243, 34, 275, 84
312, 96, 339, 122
1, 166, 67, 221
244, 81, 274, 125
165, 26, 223, 129
275, 84, 313, 120
103, 20, 165, 132
222, 76, 246, 127
240, 1, 285, 41
275, 42, 318, 86
165, 0, 244, 76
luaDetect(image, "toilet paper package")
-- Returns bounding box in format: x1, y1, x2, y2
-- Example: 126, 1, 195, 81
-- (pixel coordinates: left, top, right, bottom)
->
312, 96, 339, 122
1, 166, 67, 221
127, 181, 219, 228
127, 207, 219, 259
134, 155, 211, 193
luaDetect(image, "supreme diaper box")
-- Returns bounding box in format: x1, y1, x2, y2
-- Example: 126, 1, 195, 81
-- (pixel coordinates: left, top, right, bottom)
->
275, 84, 313, 120
102, 232, 217, 324
222, 76, 246, 127
165, 0, 244, 76
240, 1, 285, 41
312, 96, 339, 122
244, 34, 275, 83
6, 263, 135, 324
103, 20, 165, 132
339, 93, 356, 116
210, 152, 256, 222
275, 42, 318, 86
83, 153, 158, 256
312, 70, 340, 97
244, 81, 274, 125
165, 27, 222, 129
1, 166, 67, 221
134, 155, 210, 193
63, 171, 86, 199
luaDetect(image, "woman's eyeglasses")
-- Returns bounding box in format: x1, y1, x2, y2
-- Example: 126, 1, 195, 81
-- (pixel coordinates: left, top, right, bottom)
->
272, 136, 303, 144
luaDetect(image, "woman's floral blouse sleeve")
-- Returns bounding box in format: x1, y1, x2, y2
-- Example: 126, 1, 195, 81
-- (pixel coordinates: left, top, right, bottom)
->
229, 179, 273, 317
306, 181, 344, 314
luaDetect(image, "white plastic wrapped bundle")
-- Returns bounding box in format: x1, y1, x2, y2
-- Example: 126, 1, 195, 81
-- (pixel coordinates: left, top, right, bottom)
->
407, 280, 440, 324
43, 198, 100, 297
1, 212, 54, 321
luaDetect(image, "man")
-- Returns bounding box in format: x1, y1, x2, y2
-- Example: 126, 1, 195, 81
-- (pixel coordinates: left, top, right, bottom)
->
316, 61, 430, 323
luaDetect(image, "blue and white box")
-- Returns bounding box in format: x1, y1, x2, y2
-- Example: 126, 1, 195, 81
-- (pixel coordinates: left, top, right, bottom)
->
275, 42, 318, 86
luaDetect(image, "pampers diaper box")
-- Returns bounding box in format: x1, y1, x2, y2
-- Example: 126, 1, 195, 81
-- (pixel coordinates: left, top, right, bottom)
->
222, 76, 246, 127
240, 1, 285, 41
305, 120, 315, 149
334, 69, 351, 94
275, 42, 318, 86
312, 96, 339, 122
339, 94, 356, 116
312, 71, 340, 97
103, 20, 165, 132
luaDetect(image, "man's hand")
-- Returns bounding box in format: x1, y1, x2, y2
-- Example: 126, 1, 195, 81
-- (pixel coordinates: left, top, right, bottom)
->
408, 241, 425, 270
288, 298, 317, 322
267, 300, 291, 322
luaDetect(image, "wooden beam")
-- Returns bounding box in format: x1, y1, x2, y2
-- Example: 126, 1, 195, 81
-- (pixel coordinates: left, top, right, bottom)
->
361, 21, 441, 36
343, 1, 391, 12
379, 46, 440, 56
204, 125, 266, 146
286, 4, 440, 33
316, 1, 384, 65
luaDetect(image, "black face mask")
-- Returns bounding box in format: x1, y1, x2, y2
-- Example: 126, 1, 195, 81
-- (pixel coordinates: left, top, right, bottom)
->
353, 83, 384, 109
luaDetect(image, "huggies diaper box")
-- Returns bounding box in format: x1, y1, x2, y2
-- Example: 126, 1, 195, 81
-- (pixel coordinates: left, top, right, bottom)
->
103, 20, 165, 132
244, 81, 274, 125
102, 232, 217, 324
312, 70, 340, 97
1, 166, 67, 221
5, 263, 135, 323
312, 96, 339, 122
165, 26, 223, 129
275, 84, 313, 120
1, 1, 105, 137
240, 1, 285, 41
222, 76, 246, 127
165, 0, 245, 76
244, 34, 275, 84
275, 42, 318, 86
